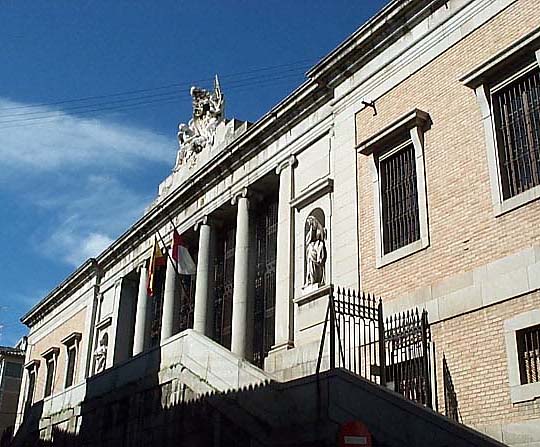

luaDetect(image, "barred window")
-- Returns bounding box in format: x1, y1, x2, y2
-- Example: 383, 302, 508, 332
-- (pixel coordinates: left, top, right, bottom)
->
4, 361, 22, 378
44, 356, 55, 397
380, 142, 420, 254
517, 324, 540, 385
64, 345, 77, 388
493, 67, 540, 200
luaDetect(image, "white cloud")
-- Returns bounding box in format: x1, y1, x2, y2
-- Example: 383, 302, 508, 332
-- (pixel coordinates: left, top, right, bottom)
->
0, 97, 175, 172
37, 174, 152, 266
0, 97, 175, 267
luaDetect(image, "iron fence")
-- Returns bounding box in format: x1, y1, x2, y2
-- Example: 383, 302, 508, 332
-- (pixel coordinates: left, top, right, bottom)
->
317, 285, 432, 408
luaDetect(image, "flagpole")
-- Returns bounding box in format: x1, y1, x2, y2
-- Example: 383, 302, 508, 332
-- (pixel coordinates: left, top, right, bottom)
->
156, 206, 197, 308
155, 227, 192, 298
158, 204, 180, 234
155, 228, 178, 275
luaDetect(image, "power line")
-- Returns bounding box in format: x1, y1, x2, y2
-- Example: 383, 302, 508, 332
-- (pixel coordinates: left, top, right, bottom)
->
0, 74, 304, 131
0, 59, 315, 113
0, 65, 311, 120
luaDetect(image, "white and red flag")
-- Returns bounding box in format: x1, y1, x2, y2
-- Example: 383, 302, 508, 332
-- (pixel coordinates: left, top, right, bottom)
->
171, 229, 196, 275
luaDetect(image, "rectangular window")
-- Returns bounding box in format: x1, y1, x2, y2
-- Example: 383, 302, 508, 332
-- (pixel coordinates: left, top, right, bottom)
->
26, 370, 36, 407
380, 142, 420, 254
357, 109, 430, 267
493, 67, 540, 200
517, 323, 540, 385
5, 362, 22, 378
64, 345, 77, 388
44, 357, 55, 397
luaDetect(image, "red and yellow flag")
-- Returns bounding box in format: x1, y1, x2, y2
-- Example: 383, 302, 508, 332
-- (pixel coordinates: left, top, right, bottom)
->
147, 236, 166, 297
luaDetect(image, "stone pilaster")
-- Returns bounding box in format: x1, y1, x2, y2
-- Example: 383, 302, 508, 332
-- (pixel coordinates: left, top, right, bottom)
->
272, 156, 297, 352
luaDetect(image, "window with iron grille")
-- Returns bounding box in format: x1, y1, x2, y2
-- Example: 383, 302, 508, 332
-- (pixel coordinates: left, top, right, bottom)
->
25, 369, 36, 409
379, 142, 420, 254
4, 361, 22, 378
517, 323, 540, 385
493, 67, 540, 200
64, 345, 77, 388
357, 109, 430, 267
44, 356, 55, 398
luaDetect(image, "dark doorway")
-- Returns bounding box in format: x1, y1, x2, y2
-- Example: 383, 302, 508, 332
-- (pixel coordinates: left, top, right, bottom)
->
213, 226, 236, 349
150, 266, 166, 347
253, 198, 278, 367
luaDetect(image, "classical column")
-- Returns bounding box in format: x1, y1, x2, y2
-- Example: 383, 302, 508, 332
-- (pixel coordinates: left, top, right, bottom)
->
161, 251, 177, 341
132, 263, 149, 356
193, 217, 213, 335
272, 156, 296, 351
231, 188, 250, 357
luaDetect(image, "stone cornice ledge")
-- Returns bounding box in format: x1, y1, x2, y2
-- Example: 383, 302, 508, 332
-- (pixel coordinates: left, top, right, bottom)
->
307, 0, 448, 87
61, 332, 82, 346
291, 177, 334, 210
356, 109, 431, 156
95, 316, 112, 331
294, 284, 332, 306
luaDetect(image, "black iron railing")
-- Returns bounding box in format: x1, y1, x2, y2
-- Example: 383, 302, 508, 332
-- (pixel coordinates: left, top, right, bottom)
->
385, 309, 432, 407
317, 286, 432, 408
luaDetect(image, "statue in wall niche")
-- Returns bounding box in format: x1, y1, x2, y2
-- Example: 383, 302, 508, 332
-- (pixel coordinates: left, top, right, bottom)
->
305, 214, 327, 287
94, 332, 108, 374
174, 75, 225, 170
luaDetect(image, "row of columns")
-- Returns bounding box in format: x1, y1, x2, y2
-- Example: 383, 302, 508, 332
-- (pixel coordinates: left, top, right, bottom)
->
131, 156, 296, 359
130, 190, 252, 358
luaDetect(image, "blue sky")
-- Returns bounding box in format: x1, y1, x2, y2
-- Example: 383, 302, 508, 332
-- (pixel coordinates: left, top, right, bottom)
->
0, 0, 387, 345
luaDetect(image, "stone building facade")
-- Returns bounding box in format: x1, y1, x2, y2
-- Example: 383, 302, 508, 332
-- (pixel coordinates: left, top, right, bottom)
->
11, 0, 540, 446
355, 0, 540, 443
0, 344, 25, 442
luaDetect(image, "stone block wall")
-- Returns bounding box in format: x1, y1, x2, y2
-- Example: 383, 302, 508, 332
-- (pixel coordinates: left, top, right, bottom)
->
353, 1, 540, 443
28, 308, 87, 401
432, 291, 540, 430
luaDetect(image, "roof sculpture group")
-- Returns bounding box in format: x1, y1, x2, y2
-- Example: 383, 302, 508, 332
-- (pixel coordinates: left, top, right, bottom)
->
174, 76, 225, 170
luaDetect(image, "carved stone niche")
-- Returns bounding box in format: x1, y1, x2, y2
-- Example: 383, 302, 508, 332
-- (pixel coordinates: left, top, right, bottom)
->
303, 208, 327, 294
93, 317, 111, 375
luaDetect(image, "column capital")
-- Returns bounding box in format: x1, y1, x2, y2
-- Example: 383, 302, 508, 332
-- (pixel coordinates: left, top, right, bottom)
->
231, 187, 249, 206
138, 259, 149, 271
193, 215, 211, 232
275, 155, 297, 175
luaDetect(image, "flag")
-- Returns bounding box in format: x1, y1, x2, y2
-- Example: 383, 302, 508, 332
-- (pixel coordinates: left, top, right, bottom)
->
171, 229, 197, 275
147, 236, 166, 297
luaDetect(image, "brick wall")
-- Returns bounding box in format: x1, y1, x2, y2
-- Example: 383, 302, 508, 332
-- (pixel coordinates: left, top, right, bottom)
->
28, 308, 87, 401
432, 291, 540, 428
356, 0, 540, 300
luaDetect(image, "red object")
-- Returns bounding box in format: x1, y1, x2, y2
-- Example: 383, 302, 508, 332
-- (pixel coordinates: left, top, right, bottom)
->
171, 229, 183, 262
147, 236, 166, 297
338, 421, 372, 447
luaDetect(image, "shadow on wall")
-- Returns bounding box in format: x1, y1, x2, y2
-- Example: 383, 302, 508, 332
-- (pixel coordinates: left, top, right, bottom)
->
443, 354, 462, 424
8, 364, 505, 447
8, 345, 262, 447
